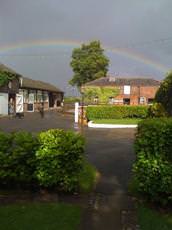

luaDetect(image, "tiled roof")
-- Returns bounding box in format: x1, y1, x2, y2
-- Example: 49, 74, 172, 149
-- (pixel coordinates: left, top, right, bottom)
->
0, 63, 63, 93
84, 76, 160, 87
0, 63, 21, 76
21, 77, 63, 93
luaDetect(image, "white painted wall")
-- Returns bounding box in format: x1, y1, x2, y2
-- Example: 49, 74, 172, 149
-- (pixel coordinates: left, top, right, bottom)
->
0, 93, 8, 115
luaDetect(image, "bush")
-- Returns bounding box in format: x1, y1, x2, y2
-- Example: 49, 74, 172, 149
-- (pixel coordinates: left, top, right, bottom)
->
155, 71, 172, 116
0, 131, 38, 186
36, 129, 85, 192
0, 129, 97, 193
133, 118, 172, 205
86, 105, 148, 120
147, 103, 167, 118
64, 97, 81, 104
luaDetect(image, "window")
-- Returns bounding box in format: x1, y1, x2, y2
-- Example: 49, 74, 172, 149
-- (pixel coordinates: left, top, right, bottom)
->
37, 90, 43, 102
124, 85, 130, 95
148, 98, 154, 105
140, 97, 145, 104
93, 97, 98, 104
23, 90, 28, 103
109, 97, 114, 104
29, 90, 36, 102
43, 91, 49, 102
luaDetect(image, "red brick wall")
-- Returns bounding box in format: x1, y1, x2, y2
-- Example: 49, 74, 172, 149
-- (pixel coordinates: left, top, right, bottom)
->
114, 85, 159, 105
139, 86, 158, 98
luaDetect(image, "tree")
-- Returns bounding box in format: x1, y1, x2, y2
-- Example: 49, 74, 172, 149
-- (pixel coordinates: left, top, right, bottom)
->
0, 71, 16, 87
69, 40, 109, 88
155, 71, 172, 115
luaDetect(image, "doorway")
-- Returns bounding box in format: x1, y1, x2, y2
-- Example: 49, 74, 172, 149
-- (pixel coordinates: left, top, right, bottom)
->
123, 98, 130, 105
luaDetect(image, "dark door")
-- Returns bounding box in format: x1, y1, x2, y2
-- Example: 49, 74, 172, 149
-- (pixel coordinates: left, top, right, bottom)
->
49, 93, 54, 108
123, 98, 130, 105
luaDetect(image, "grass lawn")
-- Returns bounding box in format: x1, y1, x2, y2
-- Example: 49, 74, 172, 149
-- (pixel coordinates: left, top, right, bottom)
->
138, 205, 172, 230
93, 118, 142, 124
0, 203, 81, 230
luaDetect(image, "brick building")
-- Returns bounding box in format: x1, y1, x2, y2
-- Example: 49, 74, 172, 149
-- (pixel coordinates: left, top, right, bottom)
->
0, 63, 63, 115
82, 76, 160, 105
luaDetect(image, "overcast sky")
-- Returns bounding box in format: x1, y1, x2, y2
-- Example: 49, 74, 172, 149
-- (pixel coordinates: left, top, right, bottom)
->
0, 0, 172, 94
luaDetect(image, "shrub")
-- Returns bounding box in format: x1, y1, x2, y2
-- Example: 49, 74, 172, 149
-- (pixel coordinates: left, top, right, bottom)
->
0, 131, 38, 185
133, 118, 172, 205
64, 97, 81, 104
133, 155, 172, 205
36, 129, 85, 192
135, 118, 172, 161
147, 103, 167, 118
155, 71, 172, 115
0, 129, 97, 193
86, 105, 148, 120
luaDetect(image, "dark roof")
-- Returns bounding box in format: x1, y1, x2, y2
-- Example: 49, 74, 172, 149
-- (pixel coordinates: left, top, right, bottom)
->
0, 63, 63, 93
21, 77, 63, 93
84, 76, 160, 87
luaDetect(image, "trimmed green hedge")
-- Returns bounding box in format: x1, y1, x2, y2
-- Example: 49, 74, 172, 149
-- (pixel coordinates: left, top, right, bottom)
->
133, 118, 172, 205
0, 129, 96, 193
0, 131, 39, 185
86, 105, 148, 120
36, 129, 85, 192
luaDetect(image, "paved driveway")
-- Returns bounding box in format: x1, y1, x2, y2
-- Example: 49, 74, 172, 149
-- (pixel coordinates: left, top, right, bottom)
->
0, 111, 136, 229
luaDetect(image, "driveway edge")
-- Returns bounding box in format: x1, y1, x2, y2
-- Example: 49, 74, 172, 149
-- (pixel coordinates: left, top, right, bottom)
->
88, 121, 137, 128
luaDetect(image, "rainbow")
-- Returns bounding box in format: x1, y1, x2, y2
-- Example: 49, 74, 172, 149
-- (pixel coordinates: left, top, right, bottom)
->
0, 39, 168, 73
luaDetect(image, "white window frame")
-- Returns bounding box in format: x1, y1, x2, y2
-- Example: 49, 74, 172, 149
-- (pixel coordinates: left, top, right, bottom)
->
140, 97, 145, 104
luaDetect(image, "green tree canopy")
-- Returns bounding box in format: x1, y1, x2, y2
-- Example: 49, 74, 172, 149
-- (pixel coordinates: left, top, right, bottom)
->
155, 71, 172, 115
0, 71, 16, 87
69, 40, 109, 88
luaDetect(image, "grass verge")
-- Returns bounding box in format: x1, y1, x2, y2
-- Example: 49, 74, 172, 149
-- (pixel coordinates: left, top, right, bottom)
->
138, 205, 172, 230
93, 118, 142, 124
0, 203, 81, 230
78, 160, 98, 193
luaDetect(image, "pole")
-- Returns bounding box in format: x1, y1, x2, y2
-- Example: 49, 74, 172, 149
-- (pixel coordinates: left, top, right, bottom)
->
75, 102, 79, 123
81, 92, 84, 125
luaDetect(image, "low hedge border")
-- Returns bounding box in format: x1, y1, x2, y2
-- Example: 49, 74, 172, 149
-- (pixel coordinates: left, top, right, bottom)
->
0, 129, 97, 193
86, 105, 148, 120
132, 118, 172, 206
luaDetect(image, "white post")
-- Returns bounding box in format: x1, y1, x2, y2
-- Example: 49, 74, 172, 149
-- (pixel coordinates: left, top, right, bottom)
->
75, 102, 79, 123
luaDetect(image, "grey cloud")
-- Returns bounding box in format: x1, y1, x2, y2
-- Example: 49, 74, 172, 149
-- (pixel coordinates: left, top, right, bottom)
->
0, 0, 172, 93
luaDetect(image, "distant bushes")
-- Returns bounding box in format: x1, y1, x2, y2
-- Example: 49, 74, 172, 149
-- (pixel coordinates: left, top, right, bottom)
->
86, 105, 148, 120
64, 97, 81, 104
0, 129, 96, 193
132, 118, 172, 205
